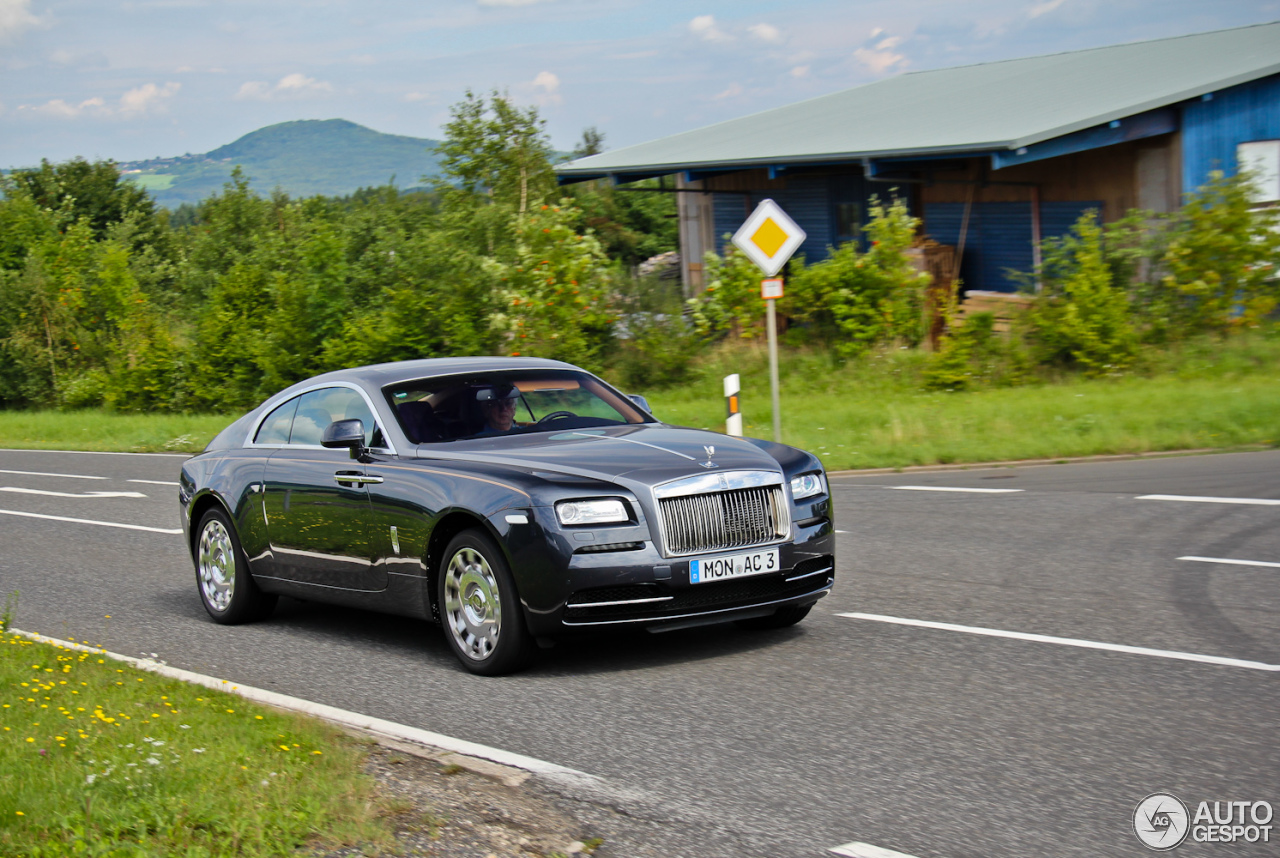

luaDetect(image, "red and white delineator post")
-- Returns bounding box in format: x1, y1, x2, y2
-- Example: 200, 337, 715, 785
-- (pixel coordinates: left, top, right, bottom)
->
724, 373, 743, 437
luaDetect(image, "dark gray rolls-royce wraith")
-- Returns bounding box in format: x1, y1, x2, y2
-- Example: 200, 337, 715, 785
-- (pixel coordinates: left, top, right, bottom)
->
179, 357, 835, 674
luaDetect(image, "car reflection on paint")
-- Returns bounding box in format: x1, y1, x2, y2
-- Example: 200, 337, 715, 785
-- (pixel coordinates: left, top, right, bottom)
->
179, 357, 835, 675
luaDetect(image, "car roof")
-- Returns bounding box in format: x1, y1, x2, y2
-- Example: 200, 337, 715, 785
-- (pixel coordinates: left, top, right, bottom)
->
283, 357, 580, 393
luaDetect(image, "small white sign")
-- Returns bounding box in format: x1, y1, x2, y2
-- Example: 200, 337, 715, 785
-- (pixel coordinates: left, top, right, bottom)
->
732, 199, 806, 277
760, 278, 784, 300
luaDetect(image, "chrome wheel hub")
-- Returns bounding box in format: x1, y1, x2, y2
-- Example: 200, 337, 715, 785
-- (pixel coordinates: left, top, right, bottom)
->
443, 547, 501, 661
198, 519, 236, 612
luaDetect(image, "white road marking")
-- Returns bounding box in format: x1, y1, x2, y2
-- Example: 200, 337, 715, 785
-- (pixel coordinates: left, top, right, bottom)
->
1179, 555, 1280, 569
0, 487, 147, 499
0, 468, 109, 480
11, 628, 600, 786
0, 508, 181, 534
830, 842, 923, 858
889, 485, 1023, 494
836, 612, 1280, 672
128, 479, 180, 486
1137, 494, 1280, 506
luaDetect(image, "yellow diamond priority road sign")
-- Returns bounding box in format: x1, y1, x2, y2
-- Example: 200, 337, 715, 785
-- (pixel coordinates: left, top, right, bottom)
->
731, 199, 806, 277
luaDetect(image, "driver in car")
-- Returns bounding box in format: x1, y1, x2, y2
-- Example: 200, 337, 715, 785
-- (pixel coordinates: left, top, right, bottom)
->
475, 384, 521, 435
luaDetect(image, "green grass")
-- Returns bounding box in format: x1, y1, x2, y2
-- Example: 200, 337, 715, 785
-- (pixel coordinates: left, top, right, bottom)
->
4, 333, 1279, 469
0, 630, 393, 856
0, 411, 235, 454
636, 333, 1280, 471
122, 173, 175, 191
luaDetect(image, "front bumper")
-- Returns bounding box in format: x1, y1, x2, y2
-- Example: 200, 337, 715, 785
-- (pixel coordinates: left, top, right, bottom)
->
510, 512, 836, 637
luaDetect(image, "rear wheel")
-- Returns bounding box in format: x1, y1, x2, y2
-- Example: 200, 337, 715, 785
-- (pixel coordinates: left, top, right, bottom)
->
194, 508, 277, 624
735, 603, 812, 630
439, 529, 533, 675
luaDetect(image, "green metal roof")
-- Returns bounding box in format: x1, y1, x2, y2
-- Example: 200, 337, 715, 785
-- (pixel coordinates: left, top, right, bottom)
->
557, 22, 1280, 181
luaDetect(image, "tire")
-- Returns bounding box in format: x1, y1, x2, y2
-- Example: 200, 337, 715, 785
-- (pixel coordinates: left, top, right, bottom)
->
439, 529, 533, 676
735, 603, 812, 630
194, 507, 277, 624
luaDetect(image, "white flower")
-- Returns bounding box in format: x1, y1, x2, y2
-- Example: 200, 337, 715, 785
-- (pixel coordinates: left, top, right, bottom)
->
146, 756, 161, 766
192, 748, 206, 754
85, 774, 96, 785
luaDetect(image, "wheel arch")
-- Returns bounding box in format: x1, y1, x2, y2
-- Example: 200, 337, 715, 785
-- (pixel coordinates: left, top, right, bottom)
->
187, 490, 232, 558
422, 509, 507, 624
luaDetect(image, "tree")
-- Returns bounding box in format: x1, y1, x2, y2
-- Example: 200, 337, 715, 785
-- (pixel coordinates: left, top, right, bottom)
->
9, 158, 158, 239
570, 127, 605, 160
434, 90, 556, 215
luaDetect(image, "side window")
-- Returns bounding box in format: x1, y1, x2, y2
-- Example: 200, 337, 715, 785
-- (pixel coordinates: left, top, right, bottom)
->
254, 397, 299, 445
289, 387, 381, 447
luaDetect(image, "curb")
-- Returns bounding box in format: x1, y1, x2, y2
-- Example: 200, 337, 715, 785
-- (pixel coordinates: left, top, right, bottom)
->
9, 628, 599, 788
826, 445, 1273, 478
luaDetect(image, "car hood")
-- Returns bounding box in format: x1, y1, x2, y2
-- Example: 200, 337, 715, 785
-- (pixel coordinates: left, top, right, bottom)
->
413, 423, 783, 485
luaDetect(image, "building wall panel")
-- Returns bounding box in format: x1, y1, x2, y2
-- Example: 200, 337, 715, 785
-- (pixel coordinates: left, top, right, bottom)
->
1181, 73, 1280, 194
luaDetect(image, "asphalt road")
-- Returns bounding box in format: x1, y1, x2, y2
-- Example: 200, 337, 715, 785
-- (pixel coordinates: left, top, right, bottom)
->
1, 448, 1277, 858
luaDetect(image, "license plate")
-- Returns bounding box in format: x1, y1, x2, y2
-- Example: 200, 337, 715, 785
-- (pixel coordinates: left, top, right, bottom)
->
689, 548, 779, 584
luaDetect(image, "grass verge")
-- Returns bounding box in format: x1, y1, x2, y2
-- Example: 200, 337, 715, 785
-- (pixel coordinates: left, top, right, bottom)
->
2, 333, 1278, 470
0, 411, 235, 454
0, 630, 393, 857
641, 333, 1280, 470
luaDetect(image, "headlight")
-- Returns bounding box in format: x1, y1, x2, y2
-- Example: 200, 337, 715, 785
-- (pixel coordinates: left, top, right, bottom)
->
790, 472, 827, 500
556, 498, 629, 525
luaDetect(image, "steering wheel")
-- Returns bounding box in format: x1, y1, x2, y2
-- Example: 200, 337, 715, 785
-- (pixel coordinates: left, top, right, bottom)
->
536, 410, 576, 424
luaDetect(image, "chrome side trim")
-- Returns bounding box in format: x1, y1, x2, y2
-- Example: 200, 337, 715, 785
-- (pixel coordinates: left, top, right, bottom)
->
784, 565, 833, 583
565, 595, 674, 609
653, 469, 783, 499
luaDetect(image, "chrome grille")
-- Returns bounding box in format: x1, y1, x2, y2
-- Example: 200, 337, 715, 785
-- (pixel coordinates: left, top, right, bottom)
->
659, 485, 789, 555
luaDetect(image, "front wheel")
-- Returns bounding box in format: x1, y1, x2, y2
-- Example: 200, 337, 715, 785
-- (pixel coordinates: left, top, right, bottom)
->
439, 529, 533, 675
735, 603, 812, 630
194, 508, 277, 624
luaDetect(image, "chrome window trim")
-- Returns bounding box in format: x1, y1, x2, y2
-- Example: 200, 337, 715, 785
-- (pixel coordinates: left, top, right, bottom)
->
245, 381, 397, 456
649, 470, 791, 559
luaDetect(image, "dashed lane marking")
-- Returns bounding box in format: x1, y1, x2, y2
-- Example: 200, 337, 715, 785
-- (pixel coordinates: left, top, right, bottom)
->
1179, 555, 1280, 569
836, 612, 1280, 672
0, 508, 181, 535
0, 487, 147, 499
0, 468, 108, 480
830, 842, 924, 858
128, 479, 180, 486
1137, 494, 1280, 506
888, 485, 1023, 494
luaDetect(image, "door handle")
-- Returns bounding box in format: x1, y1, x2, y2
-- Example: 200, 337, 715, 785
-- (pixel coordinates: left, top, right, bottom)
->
333, 472, 383, 487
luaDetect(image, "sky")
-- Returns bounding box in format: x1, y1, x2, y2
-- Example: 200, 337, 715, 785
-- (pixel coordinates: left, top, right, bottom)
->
1, 0, 1278, 168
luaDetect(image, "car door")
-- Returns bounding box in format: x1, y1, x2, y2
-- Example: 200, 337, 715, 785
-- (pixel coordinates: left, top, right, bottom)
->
261, 386, 388, 592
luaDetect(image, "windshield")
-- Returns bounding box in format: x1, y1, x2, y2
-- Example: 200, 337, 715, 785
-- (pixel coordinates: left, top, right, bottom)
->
385, 369, 650, 443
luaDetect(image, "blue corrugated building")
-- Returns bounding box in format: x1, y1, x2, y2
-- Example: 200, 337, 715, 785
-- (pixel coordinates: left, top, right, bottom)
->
557, 23, 1280, 296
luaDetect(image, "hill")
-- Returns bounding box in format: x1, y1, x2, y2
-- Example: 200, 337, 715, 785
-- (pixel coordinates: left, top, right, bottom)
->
119, 119, 442, 207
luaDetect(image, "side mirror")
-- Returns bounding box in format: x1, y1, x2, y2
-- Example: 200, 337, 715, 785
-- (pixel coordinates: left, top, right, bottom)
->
322, 419, 367, 459
626, 394, 653, 415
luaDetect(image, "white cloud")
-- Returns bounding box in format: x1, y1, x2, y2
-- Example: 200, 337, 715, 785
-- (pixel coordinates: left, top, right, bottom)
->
869, 27, 884, 39
1028, 0, 1069, 17
531, 70, 562, 105
0, 0, 39, 42
853, 46, 906, 76
404, 91, 431, 102
790, 65, 810, 78
119, 82, 180, 115
16, 84, 176, 120
748, 23, 781, 43
875, 35, 903, 50
713, 82, 743, 100
235, 73, 333, 100
689, 15, 732, 43
478, 0, 553, 5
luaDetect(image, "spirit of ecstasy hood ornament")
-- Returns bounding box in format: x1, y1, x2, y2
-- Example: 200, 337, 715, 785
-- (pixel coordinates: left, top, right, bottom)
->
700, 445, 719, 469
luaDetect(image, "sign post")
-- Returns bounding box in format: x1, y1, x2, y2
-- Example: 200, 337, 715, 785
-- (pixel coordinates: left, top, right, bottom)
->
731, 200, 805, 442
